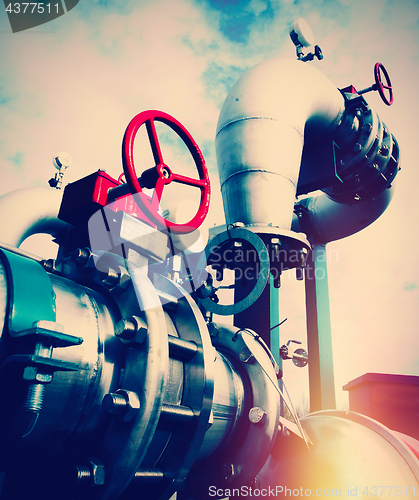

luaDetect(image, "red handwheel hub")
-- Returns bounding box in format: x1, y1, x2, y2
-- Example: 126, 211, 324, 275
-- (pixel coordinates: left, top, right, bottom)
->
122, 110, 211, 234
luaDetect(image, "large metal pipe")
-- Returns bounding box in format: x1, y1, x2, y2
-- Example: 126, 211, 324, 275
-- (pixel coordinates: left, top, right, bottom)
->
215, 58, 345, 230
216, 57, 399, 245
0, 187, 69, 247
291, 183, 395, 244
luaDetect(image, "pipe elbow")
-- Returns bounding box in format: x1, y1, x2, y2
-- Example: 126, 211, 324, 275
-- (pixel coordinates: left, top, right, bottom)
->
215, 58, 345, 230
0, 187, 69, 247
292, 184, 395, 244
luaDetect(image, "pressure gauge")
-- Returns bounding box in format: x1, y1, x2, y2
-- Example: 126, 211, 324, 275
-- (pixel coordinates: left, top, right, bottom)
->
289, 18, 315, 48
53, 152, 72, 170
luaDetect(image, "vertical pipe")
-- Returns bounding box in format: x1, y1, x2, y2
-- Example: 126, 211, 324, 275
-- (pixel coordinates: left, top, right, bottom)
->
269, 274, 283, 416
269, 274, 281, 364
233, 271, 271, 345
304, 242, 336, 411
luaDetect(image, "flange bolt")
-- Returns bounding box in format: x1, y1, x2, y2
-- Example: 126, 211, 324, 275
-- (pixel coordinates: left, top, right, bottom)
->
114, 316, 147, 345
249, 406, 267, 425
102, 389, 140, 422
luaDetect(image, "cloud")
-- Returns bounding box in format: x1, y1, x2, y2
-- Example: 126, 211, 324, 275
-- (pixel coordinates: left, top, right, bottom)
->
7, 151, 25, 169
403, 281, 418, 292
0, 0, 225, 186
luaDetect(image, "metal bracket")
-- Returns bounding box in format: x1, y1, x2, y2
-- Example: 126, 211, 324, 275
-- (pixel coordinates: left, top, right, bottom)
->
0, 249, 56, 335
198, 227, 270, 316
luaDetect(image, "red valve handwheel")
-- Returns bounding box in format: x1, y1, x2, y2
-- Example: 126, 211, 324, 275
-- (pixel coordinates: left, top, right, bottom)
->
374, 62, 393, 106
122, 110, 211, 234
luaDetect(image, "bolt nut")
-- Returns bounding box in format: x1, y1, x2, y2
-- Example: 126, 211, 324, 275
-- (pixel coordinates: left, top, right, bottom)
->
115, 319, 136, 340
35, 372, 53, 383
23, 366, 53, 383
73, 458, 105, 488
298, 250, 307, 267
87, 457, 105, 487
40, 258, 59, 274
100, 268, 120, 288
107, 265, 131, 294
71, 248, 91, 267
379, 145, 389, 156
115, 316, 147, 345
249, 406, 267, 425
102, 389, 140, 423
363, 123, 372, 134
116, 265, 131, 291
222, 463, 238, 483
102, 392, 128, 415
207, 322, 219, 338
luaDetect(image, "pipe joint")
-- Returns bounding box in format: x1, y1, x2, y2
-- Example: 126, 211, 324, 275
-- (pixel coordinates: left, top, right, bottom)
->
324, 93, 400, 204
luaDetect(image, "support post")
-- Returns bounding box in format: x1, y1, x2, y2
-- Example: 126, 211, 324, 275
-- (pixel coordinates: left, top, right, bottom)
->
269, 274, 283, 417
233, 271, 271, 345
234, 272, 284, 416
304, 242, 336, 411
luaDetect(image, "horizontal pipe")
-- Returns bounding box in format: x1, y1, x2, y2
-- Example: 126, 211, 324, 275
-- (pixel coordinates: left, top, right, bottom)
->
292, 184, 395, 244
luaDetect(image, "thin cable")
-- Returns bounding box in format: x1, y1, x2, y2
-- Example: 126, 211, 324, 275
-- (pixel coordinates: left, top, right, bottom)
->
282, 378, 310, 450
22, 413, 40, 439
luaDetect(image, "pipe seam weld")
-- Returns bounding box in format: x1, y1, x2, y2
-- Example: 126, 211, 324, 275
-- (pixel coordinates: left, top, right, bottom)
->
220, 169, 297, 190
216, 116, 303, 139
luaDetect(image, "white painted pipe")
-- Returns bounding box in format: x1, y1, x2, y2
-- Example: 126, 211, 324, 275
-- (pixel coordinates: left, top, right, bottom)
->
215, 58, 346, 230
0, 187, 69, 247
292, 183, 395, 244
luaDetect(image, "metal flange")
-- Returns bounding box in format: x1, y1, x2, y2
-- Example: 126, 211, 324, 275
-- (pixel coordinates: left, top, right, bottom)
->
195, 324, 281, 489
95, 270, 169, 500
198, 227, 270, 316
134, 274, 215, 500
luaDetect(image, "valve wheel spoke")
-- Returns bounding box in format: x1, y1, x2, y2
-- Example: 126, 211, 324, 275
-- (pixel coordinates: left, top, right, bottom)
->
146, 118, 165, 166
171, 173, 207, 188
151, 176, 165, 210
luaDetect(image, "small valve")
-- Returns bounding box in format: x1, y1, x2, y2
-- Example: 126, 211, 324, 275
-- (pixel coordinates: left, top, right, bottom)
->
289, 18, 323, 63
196, 272, 215, 299
49, 152, 72, 189
280, 340, 308, 368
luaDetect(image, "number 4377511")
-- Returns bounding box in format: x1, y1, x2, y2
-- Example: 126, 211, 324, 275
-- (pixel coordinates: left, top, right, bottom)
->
5, 3, 60, 14
362, 486, 415, 496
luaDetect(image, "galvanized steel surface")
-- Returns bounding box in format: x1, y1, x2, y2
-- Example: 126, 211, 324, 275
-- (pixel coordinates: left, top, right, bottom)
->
215, 58, 345, 229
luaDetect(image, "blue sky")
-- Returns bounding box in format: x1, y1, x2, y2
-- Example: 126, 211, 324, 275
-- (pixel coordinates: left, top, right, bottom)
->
0, 0, 418, 411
